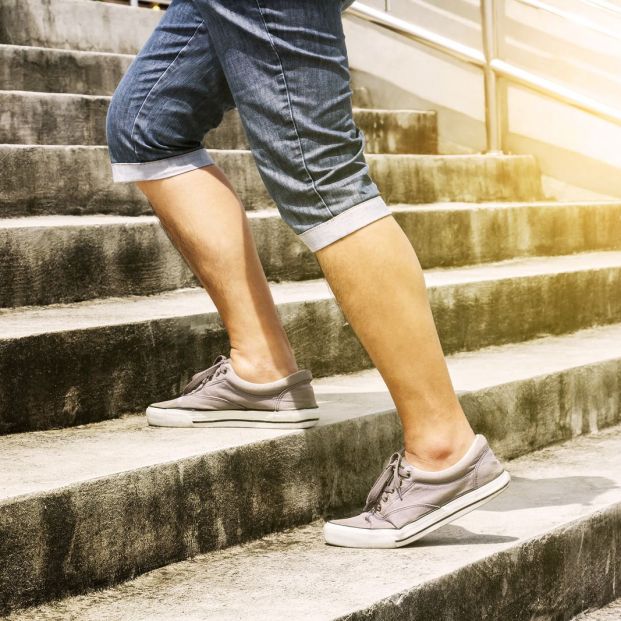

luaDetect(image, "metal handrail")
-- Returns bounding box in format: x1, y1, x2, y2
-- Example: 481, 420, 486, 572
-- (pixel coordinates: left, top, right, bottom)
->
516, 0, 621, 42
347, 1, 621, 152
579, 0, 621, 18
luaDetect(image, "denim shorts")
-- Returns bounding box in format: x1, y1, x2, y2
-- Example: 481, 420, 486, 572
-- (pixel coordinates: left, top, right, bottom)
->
105, 0, 390, 251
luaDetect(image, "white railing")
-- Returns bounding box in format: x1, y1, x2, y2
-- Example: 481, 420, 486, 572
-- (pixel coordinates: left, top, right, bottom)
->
347, 0, 621, 152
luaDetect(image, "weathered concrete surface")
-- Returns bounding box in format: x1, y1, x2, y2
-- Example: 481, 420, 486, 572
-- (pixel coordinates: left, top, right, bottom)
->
5, 425, 621, 620
0, 0, 161, 54
0, 91, 437, 154
0, 145, 543, 216
573, 598, 621, 619
0, 90, 110, 146
1, 251, 621, 433
3, 201, 621, 307
393, 201, 621, 267
0, 212, 318, 306
0, 44, 133, 95
0, 46, 377, 105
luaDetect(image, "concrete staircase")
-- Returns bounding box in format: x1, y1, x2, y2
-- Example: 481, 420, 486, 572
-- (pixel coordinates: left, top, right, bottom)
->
1, 0, 620, 618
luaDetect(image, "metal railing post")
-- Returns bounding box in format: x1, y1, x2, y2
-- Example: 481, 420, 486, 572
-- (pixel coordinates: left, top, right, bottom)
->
480, 0, 502, 153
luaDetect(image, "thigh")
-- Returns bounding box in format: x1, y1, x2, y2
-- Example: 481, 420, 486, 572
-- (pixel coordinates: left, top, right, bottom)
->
108, 0, 235, 162
193, 0, 381, 236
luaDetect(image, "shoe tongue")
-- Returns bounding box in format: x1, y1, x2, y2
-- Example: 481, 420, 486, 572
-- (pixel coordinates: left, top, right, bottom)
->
182, 356, 229, 395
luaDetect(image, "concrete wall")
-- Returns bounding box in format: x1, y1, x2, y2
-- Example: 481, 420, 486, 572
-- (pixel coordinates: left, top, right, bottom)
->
343, 0, 621, 199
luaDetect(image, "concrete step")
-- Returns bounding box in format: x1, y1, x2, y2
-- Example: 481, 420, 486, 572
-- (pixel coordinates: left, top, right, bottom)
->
0, 44, 133, 95
1, 250, 621, 434
573, 599, 621, 620
3, 201, 621, 307
0, 45, 378, 110
0, 0, 161, 54
0, 90, 439, 154
1, 332, 620, 615
0, 145, 544, 216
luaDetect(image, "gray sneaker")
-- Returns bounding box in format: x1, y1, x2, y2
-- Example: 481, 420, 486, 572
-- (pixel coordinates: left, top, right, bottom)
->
146, 355, 319, 429
324, 434, 510, 548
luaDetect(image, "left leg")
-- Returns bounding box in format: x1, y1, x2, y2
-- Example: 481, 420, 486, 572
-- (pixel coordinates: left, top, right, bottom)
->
194, 0, 509, 546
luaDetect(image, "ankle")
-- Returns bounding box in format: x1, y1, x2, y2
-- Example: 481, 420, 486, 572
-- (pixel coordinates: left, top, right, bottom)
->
404, 428, 476, 472
229, 349, 299, 383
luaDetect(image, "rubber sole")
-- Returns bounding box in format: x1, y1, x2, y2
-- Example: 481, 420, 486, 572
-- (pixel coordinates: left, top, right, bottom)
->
323, 469, 512, 548
145, 406, 320, 429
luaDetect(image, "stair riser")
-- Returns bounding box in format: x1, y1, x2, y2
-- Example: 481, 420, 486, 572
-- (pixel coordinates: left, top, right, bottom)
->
0, 146, 543, 217
0, 44, 133, 96
0, 216, 318, 307
0, 46, 375, 112
339, 506, 621, 621
1, 357, 620, 613
0, 0, 160, 54
2, 265, 621, 434
4, 203, 621, 308
0, 92, 438, 155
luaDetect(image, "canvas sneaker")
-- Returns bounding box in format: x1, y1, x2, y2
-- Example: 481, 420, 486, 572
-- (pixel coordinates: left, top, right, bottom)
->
324, 434, 510, 548
146, 355, 319, 429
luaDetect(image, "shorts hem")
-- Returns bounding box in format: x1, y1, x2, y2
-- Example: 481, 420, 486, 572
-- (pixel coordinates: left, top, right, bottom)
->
110, 148, 215, 183
298, 196, 391, 252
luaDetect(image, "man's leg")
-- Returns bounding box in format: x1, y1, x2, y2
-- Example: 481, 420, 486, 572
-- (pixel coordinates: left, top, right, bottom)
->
105, 0, 298, 384
136, 167, 298, 383
195, 0, 474, 469
316, 216, 474, 470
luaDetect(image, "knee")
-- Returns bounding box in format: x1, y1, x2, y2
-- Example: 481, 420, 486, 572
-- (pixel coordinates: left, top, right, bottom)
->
106, 73, 205, 165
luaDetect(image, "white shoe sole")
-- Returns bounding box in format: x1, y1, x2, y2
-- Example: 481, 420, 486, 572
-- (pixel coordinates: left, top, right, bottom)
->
146, 406, 320, 429
323, 469, 511, 548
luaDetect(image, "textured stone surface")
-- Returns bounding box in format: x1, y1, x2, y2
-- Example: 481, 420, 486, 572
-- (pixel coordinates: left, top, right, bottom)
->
2, 252, 621, 433
0, 91, 438, 154
5, 425, 621, 620
3, 201, 621, 307
0, 43, 133, 95
573, 598, 621, 619
0, 212, 316, 306
0, 0, 161, 54
0, 145, 544, 216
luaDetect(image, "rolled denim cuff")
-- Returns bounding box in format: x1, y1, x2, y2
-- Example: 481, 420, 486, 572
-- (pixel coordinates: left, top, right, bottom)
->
110, 148, 215, 183
298, 196, 392, 252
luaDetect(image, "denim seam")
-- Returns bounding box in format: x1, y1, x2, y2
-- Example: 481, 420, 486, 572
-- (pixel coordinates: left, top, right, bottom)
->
129, 20, 205, 161
253, 0, 335, 219
299, 195, 383, 234
299, 194, 390, 235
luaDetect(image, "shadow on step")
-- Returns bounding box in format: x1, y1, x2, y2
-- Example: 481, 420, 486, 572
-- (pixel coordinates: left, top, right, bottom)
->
411, 524, 519, 546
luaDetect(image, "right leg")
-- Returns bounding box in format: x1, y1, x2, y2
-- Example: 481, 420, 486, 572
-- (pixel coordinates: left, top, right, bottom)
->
106, 0, 297, 383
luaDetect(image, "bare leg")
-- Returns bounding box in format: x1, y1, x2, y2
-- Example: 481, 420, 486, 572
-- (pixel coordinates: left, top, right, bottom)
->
139, 166, 473, 470
137, 165, 298, 383
316, 216, 475, 471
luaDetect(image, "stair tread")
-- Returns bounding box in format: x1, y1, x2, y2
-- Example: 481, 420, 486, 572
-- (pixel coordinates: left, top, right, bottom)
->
2, 199, 621, 229
0, 143, 532, 159
0, 89, 436, 114
1, 249, 620, 339
0, 42, 134, 56
3, 321, 621, 502
9, 423, 621, 620
574, 598, 621, 619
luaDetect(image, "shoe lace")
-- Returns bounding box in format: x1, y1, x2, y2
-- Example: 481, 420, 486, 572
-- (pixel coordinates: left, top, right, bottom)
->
364, 451, 412, 523
182, 355, 229, 395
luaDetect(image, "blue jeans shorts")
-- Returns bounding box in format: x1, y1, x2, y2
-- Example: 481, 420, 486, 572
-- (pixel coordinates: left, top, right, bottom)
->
106, 0, 390, 251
